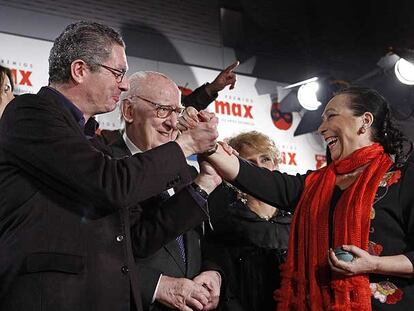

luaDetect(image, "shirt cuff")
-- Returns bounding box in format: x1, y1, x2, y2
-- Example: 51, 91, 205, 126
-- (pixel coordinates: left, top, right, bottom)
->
151, 274, 163, 304
187, 184, 208, 207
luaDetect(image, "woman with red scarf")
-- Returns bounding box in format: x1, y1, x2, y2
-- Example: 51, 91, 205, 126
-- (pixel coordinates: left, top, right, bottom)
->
199, 86, 414, 310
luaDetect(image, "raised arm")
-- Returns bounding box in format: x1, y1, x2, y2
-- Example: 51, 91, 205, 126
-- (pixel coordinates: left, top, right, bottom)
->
205, 144, 240, 181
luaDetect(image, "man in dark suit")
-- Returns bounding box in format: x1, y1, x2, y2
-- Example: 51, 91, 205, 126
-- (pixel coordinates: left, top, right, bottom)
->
0, 21, 221, 311
109, 71, 223, 311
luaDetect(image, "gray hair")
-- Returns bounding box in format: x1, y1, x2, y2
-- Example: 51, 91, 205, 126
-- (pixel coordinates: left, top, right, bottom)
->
119, 71, 173, 102
49, 21, 125, 84
119, 71, 177, 118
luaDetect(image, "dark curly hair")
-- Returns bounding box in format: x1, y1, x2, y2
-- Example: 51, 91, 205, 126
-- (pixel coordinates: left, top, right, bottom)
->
337, 86, 412, 166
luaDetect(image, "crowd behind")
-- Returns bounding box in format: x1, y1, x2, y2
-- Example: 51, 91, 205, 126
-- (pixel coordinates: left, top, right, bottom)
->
1, 21, 413, 311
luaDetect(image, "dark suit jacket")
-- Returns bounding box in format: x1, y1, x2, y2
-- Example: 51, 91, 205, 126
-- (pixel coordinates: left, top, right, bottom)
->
181, 83, 217, 111
109, 137, 215, 311
0, 87, 210, 311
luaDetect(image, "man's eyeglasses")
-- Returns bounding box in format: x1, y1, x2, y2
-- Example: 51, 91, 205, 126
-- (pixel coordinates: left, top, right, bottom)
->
129, 95, 184, 118
96, 63, 127, 83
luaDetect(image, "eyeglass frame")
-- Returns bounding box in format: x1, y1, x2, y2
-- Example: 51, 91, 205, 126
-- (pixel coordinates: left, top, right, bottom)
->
95, 63, 127, 83
128, 95, 184, 118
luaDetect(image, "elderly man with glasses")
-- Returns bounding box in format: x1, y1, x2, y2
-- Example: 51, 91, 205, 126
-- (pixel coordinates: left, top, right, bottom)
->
97, 61, 239, 146
107, 71, 223, 311
0, 21, 221, 311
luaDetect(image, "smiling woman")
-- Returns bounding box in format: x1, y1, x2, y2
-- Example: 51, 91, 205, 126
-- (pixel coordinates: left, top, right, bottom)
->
202, 86, 414, 310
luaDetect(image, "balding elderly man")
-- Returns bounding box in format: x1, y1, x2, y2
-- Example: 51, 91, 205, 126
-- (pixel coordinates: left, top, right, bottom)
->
108, 71, 222, 311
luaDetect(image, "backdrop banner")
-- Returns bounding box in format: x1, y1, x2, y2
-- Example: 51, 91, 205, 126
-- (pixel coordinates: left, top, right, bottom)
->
0, 32, 326, 174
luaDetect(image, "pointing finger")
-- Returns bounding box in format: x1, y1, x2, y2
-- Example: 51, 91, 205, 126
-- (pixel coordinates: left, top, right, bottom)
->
224, 60, 240, 73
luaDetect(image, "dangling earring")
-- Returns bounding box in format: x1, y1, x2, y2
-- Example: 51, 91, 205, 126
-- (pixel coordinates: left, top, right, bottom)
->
358, 126, 366, 135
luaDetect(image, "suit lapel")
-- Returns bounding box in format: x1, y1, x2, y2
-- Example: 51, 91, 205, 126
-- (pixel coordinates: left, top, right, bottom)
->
183, 230, 202, 277
164, 239, 186, 274
109, 137, 132, 158
108, 141, 190, 276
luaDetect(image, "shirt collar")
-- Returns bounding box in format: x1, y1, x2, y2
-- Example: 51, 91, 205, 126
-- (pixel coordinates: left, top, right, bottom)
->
44, 86, 85, 127
123, 131, 142, 155
122, 131, 175, 195
42, 86, 99, 137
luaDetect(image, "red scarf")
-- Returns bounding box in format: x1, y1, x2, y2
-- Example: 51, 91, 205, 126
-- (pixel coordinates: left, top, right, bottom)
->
275, 143, 393, 310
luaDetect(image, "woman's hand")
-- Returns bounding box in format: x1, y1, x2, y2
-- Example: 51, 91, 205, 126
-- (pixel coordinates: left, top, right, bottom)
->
328, 245, 379, 276
217, 141, 238, 156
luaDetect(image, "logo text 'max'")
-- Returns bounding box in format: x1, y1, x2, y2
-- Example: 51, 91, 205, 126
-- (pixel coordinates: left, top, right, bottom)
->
11, 69, 33, 86
214, 100, 253, 119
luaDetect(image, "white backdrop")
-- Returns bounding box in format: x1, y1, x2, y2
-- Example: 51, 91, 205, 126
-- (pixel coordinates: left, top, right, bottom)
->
0, 32, 51, 95
0, 32, 326, 174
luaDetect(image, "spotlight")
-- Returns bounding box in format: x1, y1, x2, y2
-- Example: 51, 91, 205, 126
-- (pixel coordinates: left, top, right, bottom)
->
279, 76, 346, 136
357, 48, 414, 121
394, 58, 414, 85
297, 81, 322, 110
375, 48, 414, 85
283, 76, 322, 111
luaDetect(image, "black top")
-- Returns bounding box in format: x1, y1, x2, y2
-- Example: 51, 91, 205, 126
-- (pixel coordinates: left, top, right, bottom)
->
234, 159, 414, 310
205, 184, 292, 311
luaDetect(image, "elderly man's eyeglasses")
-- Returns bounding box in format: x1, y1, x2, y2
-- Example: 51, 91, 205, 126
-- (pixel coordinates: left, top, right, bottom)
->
129, 95, 184, 118
96, 63, 127, 83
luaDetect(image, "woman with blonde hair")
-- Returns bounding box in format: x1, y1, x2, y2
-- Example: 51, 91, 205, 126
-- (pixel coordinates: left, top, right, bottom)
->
205, 130, 291, 311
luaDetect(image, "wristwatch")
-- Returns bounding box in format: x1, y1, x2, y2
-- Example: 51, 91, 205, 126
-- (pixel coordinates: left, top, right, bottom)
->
201, 143, 218, 156
190, 182, 209, 200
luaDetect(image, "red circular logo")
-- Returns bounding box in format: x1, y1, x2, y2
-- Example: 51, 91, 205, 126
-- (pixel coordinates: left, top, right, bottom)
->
271, 102, 293, 130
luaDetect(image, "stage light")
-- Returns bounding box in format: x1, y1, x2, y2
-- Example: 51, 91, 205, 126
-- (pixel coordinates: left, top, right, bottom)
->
357, 49, 414, 121
279, 76, 346, 136
394, 58, 414, 85
297, 81, 322, 111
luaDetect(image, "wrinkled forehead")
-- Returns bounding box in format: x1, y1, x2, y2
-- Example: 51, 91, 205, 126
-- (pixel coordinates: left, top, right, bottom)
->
141, 77, 181, 107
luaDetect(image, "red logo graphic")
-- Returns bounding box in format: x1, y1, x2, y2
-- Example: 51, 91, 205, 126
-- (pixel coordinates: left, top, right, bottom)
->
280, 152, 297, 166
271, 102, 292, 130
178, 86, 193, 97
11, 69, 33, 86
215, 100, 253, 119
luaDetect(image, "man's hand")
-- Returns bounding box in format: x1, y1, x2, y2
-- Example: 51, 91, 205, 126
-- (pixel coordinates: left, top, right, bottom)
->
177, 107, 216, 132
175, 112, 219, 157
193, 271, 222, 311
155, 275, 211, 311
205, 61, 239, 95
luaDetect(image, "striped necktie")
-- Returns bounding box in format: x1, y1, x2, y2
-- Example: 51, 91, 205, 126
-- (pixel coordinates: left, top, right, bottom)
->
160, 190, 186, 262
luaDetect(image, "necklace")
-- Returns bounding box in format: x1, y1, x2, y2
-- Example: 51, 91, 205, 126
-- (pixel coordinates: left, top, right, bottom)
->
258, 214, 271, 221
246, 200, 277, 221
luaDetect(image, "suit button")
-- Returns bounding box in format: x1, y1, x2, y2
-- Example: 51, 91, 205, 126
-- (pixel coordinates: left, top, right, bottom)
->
116, 235, 124, 242
121, 265, 129, 274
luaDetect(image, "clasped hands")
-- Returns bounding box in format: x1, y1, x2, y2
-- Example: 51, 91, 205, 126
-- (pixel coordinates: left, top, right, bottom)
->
177, 107, 237, 157
155, 271, 221, 311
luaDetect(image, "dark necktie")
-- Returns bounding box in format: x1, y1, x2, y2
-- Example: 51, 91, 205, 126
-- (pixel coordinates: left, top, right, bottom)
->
176, 234, 186, 263
160, 190, 186, 262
